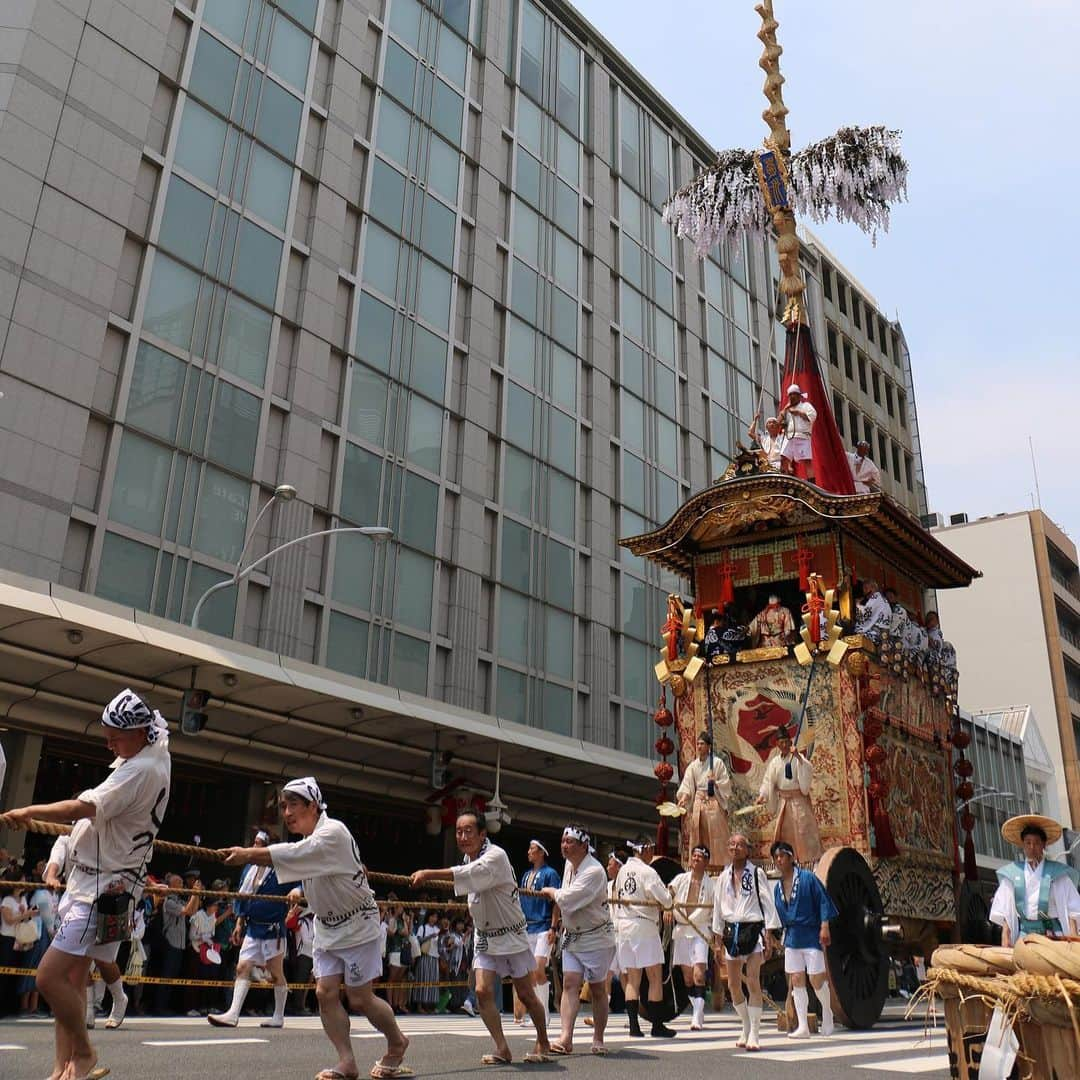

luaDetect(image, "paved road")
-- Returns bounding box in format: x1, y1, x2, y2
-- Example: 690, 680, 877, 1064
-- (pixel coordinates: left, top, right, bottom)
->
0, 1006, 949, 1080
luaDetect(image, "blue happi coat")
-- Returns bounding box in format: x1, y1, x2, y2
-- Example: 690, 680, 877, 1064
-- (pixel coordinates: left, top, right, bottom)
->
774, 868, 838, 950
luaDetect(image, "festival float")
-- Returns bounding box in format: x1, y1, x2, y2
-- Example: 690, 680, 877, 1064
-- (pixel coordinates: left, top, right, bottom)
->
618, 0, 993, 1032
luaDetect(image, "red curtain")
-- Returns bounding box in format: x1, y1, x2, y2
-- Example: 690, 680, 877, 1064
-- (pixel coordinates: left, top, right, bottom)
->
781, 323, 856, 495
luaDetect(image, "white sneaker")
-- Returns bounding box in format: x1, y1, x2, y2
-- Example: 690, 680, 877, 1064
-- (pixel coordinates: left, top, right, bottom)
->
105, 990, 129, 1030
462, 1000, 476, 1017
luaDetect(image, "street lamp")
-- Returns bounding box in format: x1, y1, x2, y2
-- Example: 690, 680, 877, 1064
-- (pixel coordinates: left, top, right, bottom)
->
190, 484, 392, 628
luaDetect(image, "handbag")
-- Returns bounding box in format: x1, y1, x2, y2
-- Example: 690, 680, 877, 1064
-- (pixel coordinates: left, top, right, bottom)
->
14, 918, 39, 948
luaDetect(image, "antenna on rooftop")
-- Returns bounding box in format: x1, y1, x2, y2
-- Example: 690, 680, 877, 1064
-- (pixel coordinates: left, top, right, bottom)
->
1028, 436, 1042, 510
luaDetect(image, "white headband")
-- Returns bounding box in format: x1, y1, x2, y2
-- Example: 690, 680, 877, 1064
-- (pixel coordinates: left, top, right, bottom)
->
255, 830, 270, 844
529, 839, 549, 856
102, 688, 169, 747
562, 826, 590, 847
282, 776, 326, 811
627, 838, 654, 854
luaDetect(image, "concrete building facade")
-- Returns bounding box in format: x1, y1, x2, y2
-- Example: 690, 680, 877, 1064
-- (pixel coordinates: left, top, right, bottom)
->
934, 510, 1080, 830
0, 1, 933, 847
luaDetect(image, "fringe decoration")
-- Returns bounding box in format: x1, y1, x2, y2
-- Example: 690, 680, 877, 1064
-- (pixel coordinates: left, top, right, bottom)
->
663, 125, 908, 256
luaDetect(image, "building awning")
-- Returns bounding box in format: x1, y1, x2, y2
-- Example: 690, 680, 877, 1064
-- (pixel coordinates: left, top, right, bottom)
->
0, 570, 657, 836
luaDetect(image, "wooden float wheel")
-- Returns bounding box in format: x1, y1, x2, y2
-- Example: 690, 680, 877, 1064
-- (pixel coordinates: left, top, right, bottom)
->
815, 846, 889, 1029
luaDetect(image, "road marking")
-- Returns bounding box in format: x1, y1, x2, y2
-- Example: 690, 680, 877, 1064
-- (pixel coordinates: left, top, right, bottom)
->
142, 1037, 270, 1047
855, 1054, 949, 1073
0, 1044, 28, 1050
739, 1037, 940, 1062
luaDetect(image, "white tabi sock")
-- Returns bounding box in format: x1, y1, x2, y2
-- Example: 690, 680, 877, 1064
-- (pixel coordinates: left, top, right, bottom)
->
789, 986, 810, 1036
692, 997, 705, 1027
748, 1004, 762, 1048
535, 981, 550, 1015
817, 980, 834, 1035
225, 977, 251, 1021
733, 1001, 749, 1045
272, 985, 288, 1023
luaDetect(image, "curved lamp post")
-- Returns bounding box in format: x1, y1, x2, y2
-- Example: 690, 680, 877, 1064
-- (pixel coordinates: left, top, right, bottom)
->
190, 483, 392, 628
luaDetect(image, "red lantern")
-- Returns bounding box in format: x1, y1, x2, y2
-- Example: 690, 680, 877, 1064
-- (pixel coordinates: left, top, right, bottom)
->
653, 703, 674, 728
863, 716, 883, 741
951, 729, 971, 750
954, 759, 974, 778
865, 744, 886, 766
956, 781, 975, 801
654, 761, 674, 783
654, 735, 675, 757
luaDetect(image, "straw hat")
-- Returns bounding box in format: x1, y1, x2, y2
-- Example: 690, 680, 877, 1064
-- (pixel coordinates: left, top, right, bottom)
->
1001, 814, 1062, 847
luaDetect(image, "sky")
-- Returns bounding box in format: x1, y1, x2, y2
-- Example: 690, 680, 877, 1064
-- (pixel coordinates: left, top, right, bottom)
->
572, 0, 1080, 544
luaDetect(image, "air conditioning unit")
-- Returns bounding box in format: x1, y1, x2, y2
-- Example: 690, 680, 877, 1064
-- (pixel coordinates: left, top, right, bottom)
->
922, 512, 944, 529
949, 513, 968, 525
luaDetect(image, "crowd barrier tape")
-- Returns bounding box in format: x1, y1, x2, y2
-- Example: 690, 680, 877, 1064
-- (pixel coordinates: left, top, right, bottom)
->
0, 965, 474, 992
1, 820, 713, 911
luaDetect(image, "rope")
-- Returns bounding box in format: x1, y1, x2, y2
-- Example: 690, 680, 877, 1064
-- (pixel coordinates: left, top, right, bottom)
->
6, 819, 717, 912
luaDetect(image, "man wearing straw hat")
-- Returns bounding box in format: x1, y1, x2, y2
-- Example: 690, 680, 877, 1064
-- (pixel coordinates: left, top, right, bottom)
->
989, 814, 1080, 946
222, 777, 411, 1080
0, 687, 172, 1080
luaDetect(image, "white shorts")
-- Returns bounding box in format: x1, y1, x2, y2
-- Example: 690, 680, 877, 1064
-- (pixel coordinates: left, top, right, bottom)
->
564, 945, 616, 984
239, 935, 286, 966
672, 935, 710, 968
312, 938, 382, 987
617, 933, 664, 971
473, 948, 534, 980
50, 895, 121, 963
528, 931, 552, 960
782, 436, 812, 462
784, 946, 826, 976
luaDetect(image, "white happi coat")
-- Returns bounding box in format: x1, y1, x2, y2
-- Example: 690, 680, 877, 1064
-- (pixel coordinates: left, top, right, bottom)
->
855, 590, 892, 641
784, 401, 817, 440
848, 451, 881, 493
614, 855, 672, 945
669, 871, 715, 943
555, 853, 614, 954
760, 431, 787, 468
712, 861, 781, 934
451, 839, 529, 956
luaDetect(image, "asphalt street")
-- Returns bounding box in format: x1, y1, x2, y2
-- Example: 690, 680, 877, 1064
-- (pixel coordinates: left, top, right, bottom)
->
0, 1004, 950, 1080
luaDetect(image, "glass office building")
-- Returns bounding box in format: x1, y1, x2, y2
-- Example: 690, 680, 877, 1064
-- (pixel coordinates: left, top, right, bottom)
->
0, 0, 919, 769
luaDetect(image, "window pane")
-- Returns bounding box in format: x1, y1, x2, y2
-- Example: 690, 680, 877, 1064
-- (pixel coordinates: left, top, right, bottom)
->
255, 77, 303, 159
554, 231, 577, 292
735, 372, 754, 425
548, 407, 575, 474
389, 0, 422, 49
621, 389, 644, 451
127, 342, 185, 441
619, 93, 639, 180
519, 0, 544, 101
507, 315, 536, 384
437, 27, 467, 88
443, 0, 470, 37
621, 232, 643, 290
512, 198, 540, 264
545, 537, 573, 608
653, 207, 673, 264
551, 288, 576, 351
621, 181, 643, 240
369, 157, 407, 232
545, 607, 573, 678
498, 588, 529, 664
707, 350, 729, 407
160, 177, 214, 268
383, 40, 418, 108
232, 219, 282, 306
245, 143, 292, 228
268, 14, 311, 90
622, 637, 648, 702
550, 344, 576, 411
621, 281, 643, 341
175, 100, 227, 188
341, 442, 382, 523
542, 681, 572, 735
517, 94, 542, 155
656, 414, 677, 470
501, 518, 531, 591
326, 611, 369, 678
621, 451, 645, 513
193, 465, 249, 562
655, 309, 676, 364
556, 35, 580, 133
427, 134, 459, 202
202, 0, 248, 44
277, 0, 317, 31
654, 261, 674, 312
410, 324, 446, 400
406, 394, 442, 472
511, 259, 537, 325
393, 548, 434, 630
209, 380, 260, 474
657, 471, 679, 522
515, 147, 541, 207
505, 383, 534, 451
557, 125, 579, 184
431, 80, 463, 145
623, 706, 648, 756
553, 179, 577, 237
362, 223, 401, 298
96, 532, 157, 610
111, 431, 171, 535
421, 192, 456, 267
355, 291, 395, 371
391, 633, 429, 694
332, 531, 375, 611
400, 471, 438, 552
503, 446, 533, 517
348, 364, 388, 445
376, 96, 412, 167
219, 293, 271, 386
655, 363, 676, 415
496, 665, 527, 726
621, 573, 647, 638
622, 338, 644, 395
417, 257, 451, 331
189, 31, 240, 117
547, 469, 574, 539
